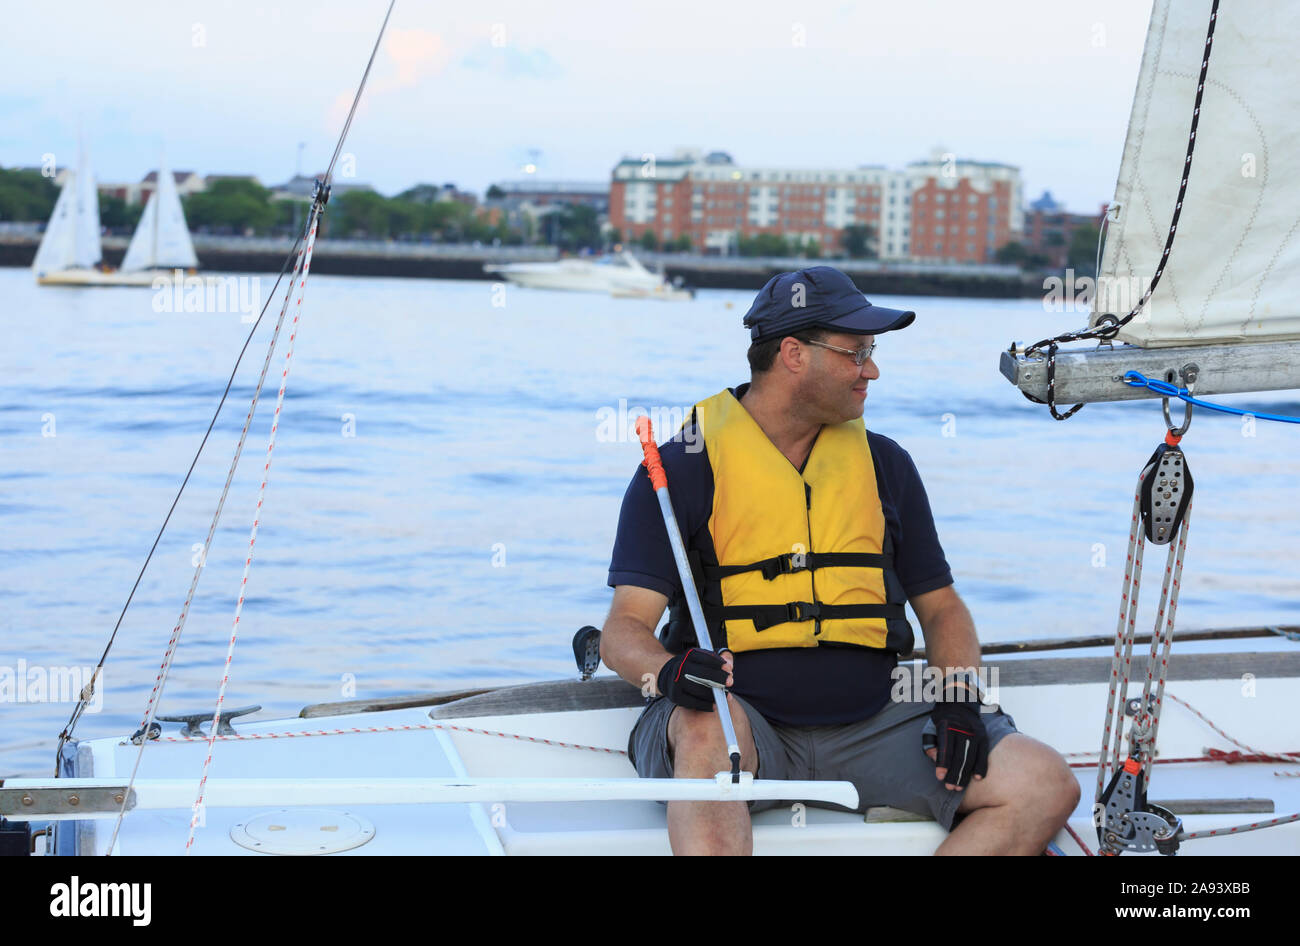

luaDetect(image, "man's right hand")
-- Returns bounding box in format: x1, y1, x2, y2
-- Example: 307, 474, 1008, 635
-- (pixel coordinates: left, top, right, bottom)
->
656, 648, 734, 711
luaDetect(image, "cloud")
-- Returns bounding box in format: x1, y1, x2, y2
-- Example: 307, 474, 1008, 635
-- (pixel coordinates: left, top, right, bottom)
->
326, 28, 453, 133
386, 28, 452, 85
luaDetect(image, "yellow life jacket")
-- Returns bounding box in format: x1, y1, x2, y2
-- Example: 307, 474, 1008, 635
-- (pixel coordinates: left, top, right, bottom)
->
676, 388, 913, 656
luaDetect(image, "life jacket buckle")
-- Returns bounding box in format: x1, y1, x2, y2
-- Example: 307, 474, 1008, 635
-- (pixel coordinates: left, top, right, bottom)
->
785, 601, 821, 622
762, 553, 809, 580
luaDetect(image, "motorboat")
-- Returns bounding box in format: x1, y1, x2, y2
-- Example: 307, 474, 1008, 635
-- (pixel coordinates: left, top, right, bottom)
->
484, 250, 680, 295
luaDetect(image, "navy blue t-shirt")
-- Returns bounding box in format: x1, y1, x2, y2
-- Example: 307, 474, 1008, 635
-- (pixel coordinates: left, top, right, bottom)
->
607, 384, 953, 726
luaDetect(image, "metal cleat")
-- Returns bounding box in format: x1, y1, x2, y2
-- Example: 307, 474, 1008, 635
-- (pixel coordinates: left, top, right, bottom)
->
157, 705, 262, 738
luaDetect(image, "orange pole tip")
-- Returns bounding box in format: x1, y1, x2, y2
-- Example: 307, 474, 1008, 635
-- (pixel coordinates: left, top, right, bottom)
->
635, 417, 668, 490
634, 416, 654, 444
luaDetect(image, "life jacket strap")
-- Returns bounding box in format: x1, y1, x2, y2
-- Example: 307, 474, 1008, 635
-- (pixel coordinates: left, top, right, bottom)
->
709, 601, 907, 632
701, 552, 894, 582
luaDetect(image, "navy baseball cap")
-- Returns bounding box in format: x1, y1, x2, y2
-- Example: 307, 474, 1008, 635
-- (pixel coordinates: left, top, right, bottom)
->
742, 266, 915, 342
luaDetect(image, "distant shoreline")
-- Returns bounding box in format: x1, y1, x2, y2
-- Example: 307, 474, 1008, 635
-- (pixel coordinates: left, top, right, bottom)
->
0, 234, 1043, 299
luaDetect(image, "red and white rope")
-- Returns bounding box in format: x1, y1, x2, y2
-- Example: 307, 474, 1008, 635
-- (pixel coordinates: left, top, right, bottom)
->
135, 239, 306, 733
1097, 485, 1146, 799
1096, 465, 1193, 796
185, 213, 320, 854
1136, 502, 1192, 785
1182, 812, 1300, 840
156, 720, 628, 755
1064, 822, 1094, 856
1165, 692, 1300, 764
106, 236, 309, 857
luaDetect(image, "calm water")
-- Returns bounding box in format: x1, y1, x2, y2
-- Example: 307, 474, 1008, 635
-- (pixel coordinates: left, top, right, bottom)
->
2, 267, 1297, 776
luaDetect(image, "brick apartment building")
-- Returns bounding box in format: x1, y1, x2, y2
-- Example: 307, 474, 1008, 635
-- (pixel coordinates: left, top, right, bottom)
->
609, 148, 1023, 263
1021, 190, 1102, 269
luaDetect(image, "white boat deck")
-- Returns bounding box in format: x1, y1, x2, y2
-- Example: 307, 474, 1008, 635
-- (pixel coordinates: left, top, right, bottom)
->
62, 649, 1300, 856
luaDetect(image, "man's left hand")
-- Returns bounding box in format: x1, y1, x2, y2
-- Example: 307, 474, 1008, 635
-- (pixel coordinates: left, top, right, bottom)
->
923, 697, 989, 790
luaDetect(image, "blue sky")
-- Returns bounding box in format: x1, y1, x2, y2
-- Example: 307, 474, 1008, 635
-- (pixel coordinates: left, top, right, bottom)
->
0, 0, 1153, 213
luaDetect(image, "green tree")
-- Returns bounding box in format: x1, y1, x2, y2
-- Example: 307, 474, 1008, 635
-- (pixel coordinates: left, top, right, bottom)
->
995, 240, 1049, 269
1067, 224, 1101, 273
638, 229, 659, 252
671, 234, 693, 253
485, 184, 505, 200
274, 199, 311, 236
738, 233, 792, 257
802, 238, 821, 259
555, 204, 600, 251
397, 183, 443, 204
995, 241, 1028, 264
842, 224, 877, 259
99, 194, 143, 232
330, 190, 392, 237
184, 178, 276, 234
0, 168, 60, 222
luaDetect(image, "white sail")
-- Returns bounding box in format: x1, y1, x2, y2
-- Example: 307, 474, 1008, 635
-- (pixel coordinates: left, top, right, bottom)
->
1095, 0, 1300, 348
73, 141, 101, 269
30, 172, 79, 275
121, 160, 198, 272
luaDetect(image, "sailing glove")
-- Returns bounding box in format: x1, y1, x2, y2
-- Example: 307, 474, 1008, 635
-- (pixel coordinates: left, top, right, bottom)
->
657, 647, 728, 712
923, 699, 989, 789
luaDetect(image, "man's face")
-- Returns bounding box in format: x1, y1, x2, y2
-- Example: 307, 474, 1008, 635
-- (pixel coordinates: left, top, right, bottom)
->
796, 331, 879, 423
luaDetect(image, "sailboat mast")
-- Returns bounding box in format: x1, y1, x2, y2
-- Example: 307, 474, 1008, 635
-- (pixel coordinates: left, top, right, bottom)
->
152, 171, 160, 268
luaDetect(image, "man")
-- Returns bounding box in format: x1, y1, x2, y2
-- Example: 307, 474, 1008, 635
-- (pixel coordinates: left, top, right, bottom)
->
601, 265, 1079, 855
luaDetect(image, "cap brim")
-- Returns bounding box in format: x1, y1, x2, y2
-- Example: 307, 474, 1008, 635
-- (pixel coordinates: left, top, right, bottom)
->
822, 303, 916, 335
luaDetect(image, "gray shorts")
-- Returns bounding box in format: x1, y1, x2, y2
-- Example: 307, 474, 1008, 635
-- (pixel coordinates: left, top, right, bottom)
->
627, 694, 1019, 830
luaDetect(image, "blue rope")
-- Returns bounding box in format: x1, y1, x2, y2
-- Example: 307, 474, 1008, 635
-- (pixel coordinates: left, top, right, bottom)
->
1122, 371, 1300, 424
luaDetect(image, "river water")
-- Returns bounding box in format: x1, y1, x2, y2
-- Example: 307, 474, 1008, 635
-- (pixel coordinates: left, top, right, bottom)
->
2, 267, 1297, 776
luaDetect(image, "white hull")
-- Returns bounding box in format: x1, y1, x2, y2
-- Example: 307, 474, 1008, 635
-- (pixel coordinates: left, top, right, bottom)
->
32, 640, 1300, 856
36, 269, 228, 289
485, 251, 673, 295
36, 268, 158, 288
610, 285, 695, 302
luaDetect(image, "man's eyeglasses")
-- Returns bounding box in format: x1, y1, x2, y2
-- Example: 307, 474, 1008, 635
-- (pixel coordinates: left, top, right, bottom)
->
801, 338, 877, 366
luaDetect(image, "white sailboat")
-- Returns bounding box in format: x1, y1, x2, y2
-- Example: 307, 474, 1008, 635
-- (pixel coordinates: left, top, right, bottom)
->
7, 0, 1300, 857
31, 137, 116, 286
118, 156, 200, 280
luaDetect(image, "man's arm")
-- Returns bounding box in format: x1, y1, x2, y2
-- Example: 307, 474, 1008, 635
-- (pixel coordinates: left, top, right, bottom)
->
601, 585, 673, 695
913, 583, 988, 786
911, 584, 981, 694
601, 585, 734, 697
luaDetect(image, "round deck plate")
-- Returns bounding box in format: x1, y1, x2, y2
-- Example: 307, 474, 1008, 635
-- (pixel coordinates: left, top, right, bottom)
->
230, 808, 375, 855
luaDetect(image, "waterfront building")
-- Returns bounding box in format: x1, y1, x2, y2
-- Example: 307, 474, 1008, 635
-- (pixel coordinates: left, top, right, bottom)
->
608, 147, 1023, 262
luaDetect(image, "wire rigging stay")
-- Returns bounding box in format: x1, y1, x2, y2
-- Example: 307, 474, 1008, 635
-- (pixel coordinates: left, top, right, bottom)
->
85, 0, 398, 856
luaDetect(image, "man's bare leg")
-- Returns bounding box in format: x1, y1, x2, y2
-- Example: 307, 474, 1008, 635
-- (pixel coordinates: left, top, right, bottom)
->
665, 693, 759, 855
934, 733, 1081, 855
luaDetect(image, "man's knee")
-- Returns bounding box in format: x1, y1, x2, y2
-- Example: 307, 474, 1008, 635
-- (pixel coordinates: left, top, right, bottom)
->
960, 734, 1080, 819
1004, 738, 1080, 818
666, 696, 756, 776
